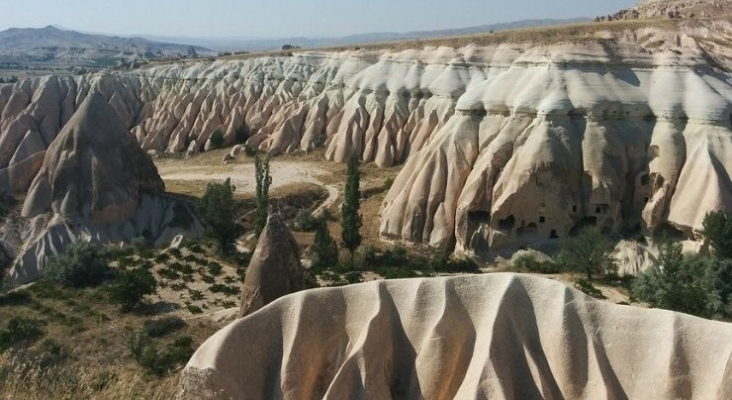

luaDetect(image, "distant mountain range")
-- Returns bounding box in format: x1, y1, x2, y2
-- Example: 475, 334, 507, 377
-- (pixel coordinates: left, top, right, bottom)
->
138, 18, 592, 51
0, 18, 590, 71
0, 26, 215, 70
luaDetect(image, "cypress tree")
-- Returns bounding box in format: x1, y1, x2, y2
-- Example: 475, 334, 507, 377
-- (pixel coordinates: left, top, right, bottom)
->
254, 153, 272, 238
341, 152, 362, 262
312, 219, 339, 270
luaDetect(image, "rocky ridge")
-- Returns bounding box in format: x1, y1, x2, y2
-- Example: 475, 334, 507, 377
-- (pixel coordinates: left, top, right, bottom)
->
179, 273, 732, 400
1, 12, 731, 254
3, 91, 201, 285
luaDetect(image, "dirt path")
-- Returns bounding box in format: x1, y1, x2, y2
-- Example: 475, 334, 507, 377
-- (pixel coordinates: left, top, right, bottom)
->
157, 160, 332, 194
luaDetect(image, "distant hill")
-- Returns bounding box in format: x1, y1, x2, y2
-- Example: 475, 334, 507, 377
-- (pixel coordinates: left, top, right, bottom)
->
140, 18, 592, 52
0, 26, 215, 71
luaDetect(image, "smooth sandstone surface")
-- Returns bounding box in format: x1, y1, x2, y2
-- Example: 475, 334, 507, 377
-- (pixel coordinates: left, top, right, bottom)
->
179, 273, 732, 400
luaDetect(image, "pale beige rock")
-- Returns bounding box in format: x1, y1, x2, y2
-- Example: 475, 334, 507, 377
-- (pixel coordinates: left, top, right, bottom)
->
5, 91, 201, 285
179, 273, 732, 400
380, 37, 732, 255
2, 16, 732, 260
238, 213, 303, 318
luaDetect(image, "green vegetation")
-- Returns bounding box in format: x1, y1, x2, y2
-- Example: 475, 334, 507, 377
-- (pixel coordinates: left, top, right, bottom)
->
632, 241, 732, 319
254, 154, 272, 238
311, 219, 339, 271
110, 268, 157, 312
513, 253, 561, 274
198, 178, 238, 253
292, 209, 319, 232
0, 317, 45, 351
428, 253, 480, 273
341, 153, 363, 262
574, 278, 606, 299
46, 241, 110, 288
555, 227, 616, 280
128, 332, 194, 377
209, 130, 225, 149
142, 316, 186, 338
631, 211, 732, 320
702, 211, 732, 259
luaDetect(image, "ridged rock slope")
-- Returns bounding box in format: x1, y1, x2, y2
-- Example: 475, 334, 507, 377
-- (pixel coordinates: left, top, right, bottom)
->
2, 11, 732, 255
179, 273, 732, 400
380, 28, 732, 252
4, 91, 201, 284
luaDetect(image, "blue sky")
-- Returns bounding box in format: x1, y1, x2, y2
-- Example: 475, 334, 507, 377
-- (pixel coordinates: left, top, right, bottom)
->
1, 0, 638, 38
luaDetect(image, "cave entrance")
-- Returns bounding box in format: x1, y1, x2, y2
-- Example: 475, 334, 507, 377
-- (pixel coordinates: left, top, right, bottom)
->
498, 215, 516, 231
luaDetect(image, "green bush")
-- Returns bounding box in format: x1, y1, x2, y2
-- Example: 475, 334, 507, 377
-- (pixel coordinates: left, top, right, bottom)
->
555, 227, 615, 280
429, 253, 480, 273
209, 130, 225, 149
381, 244, 408, 267
513, 254, 561, 274
110, 268, 158, 311
292, 209, 319, 232
702, 211, 732, 259
631, 241, 732, 319
383, 177, 394, 191
142, 316, 186, 338
574, 278, 606, 299
198, 178, 239, 253
46, 241, 110, 288
168, 248, 182, 258
0, 316, 45, 350
206, 261, 223, 276
208, 283, 239, 296
311, 219, 339, 271
132, 334, 195, 377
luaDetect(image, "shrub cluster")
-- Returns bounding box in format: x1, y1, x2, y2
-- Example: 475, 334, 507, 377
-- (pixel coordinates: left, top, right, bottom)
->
45, 241, 110, 287
0, 316, 45, 350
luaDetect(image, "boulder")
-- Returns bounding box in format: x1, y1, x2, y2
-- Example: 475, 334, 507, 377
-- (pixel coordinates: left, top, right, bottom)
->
238, 212, 303, 318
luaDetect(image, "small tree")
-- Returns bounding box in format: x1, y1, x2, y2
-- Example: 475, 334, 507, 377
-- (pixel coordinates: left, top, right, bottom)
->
341, 153, 362, 262
254, 154, 272, 238
111, 268, 157, 312
311, 219, 339, 270
555, 227, 615, 280
198, 178, 238, 253
209, 130, 225, 149
46, 241, 110, 287
702, 211, 732, 259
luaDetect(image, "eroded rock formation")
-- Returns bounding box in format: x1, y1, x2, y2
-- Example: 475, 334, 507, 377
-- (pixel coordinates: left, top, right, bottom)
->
1, 7, 731, 255
239, 212, 304, 318
3, 91, 201, 284
179, 273, 732, 400
380, 36, 732, 253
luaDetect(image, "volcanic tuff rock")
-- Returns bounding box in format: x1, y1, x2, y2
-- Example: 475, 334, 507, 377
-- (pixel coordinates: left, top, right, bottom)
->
4, 92, 201, 285
1, 10, 732, 255
179, 273, 732, 400
239, 212, 304, 318
379, 32, 732, 253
